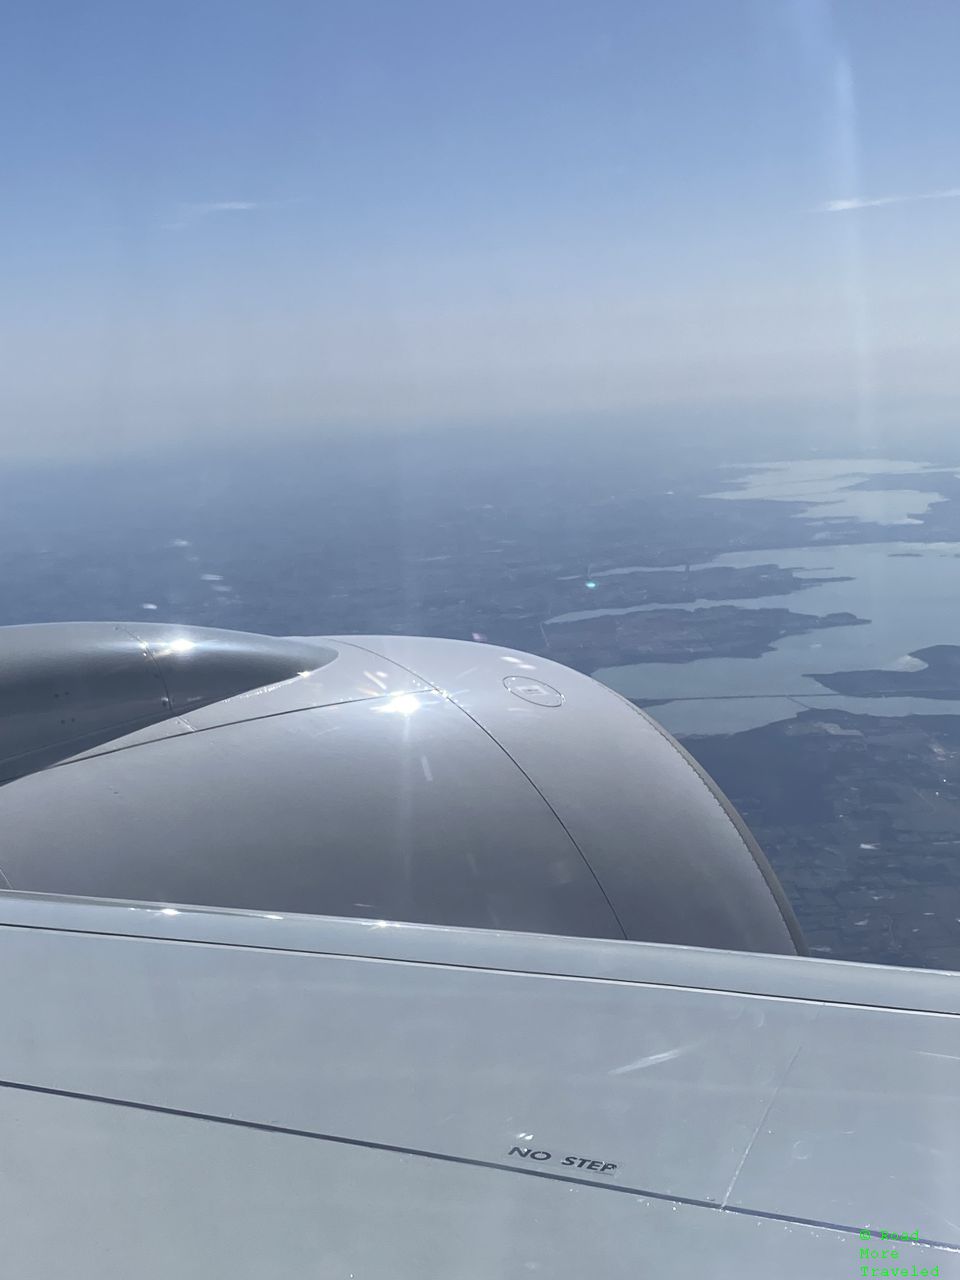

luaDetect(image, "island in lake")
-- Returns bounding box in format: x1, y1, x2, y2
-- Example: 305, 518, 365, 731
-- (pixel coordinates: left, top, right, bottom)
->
543, 604, 867, 670
553, 562, 851, 611
808, 645, 960, 699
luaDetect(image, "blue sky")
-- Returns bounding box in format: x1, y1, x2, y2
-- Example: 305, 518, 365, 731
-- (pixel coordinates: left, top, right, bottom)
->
3, 0, 960, 454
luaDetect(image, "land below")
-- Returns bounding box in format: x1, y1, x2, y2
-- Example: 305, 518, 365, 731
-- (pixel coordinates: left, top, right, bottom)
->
809, 645, 960, 699
690, 708, 960, 970
542, 605, 866, 670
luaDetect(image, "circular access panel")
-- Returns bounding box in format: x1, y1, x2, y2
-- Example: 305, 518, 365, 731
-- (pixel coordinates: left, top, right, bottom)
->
503, 675, 564, 707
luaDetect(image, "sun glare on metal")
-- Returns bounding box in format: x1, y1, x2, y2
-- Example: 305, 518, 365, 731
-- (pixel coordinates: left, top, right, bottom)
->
377, 693, 422, 715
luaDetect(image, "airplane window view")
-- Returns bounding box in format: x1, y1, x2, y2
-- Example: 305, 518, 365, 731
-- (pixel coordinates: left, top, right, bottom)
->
2, 4, 959, 1277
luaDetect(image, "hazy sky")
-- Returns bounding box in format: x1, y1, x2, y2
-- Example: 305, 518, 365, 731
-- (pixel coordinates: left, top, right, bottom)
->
3, 0, 960, 453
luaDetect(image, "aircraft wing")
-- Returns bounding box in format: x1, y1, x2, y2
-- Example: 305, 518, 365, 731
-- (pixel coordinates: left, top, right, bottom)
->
0, 622, 955, 1277
0, 892, 956, 1279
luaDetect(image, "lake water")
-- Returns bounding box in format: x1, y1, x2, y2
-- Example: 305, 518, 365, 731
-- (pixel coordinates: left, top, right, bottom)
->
591, 459, 960, 736
703, 457, 950, 525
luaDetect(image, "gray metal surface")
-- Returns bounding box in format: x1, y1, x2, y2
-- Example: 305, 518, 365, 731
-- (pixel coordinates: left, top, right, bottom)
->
64, 633, 431, 759
329, 635, 804, 953
0, 693, 620, 936
0, 1088, 863, 1279
0, 890, 951, 1012
0, 894, 954, 1279
0, 624, 803, 954
0, 622, 334, 781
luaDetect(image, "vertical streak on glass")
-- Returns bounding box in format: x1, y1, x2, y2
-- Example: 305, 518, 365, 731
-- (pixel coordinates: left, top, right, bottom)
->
832, 54, 876, 452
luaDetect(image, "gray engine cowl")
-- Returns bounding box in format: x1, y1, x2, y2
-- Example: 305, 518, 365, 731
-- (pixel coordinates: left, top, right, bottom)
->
0, 623, 805, 957
0, 622, 337, 782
